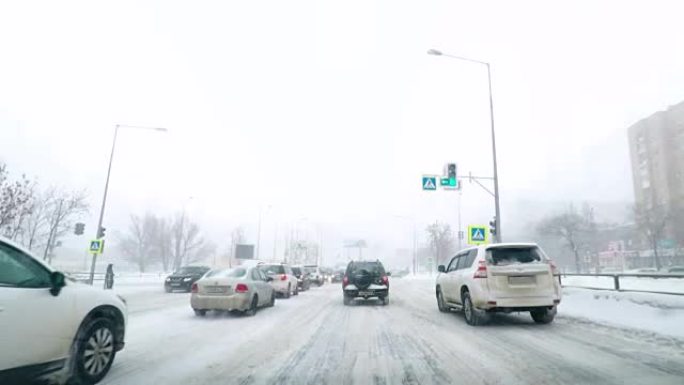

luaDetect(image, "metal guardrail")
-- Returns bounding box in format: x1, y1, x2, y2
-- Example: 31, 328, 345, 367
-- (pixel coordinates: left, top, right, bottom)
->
560, 273, 684, 296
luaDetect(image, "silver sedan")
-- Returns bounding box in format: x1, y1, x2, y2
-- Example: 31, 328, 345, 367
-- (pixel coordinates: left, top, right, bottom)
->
190, 266, 276, 316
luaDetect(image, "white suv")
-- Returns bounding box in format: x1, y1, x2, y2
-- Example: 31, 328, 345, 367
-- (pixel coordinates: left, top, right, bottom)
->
0, 238, 127, 384
435, 243, 561, 326
257, 263, 299, 298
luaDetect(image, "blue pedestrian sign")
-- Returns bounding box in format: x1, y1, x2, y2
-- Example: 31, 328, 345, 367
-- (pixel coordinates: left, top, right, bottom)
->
467, 225, 488, 245
422, 176, 437, 191
89, 239, 105, 254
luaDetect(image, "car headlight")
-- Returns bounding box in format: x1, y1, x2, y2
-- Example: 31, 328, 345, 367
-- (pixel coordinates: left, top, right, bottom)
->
165, 277, 171, 282
183, 277, 192, 282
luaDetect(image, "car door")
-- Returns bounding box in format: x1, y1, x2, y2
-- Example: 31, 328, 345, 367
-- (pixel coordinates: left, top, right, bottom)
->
453, 249, 479, 304
250, 268, 268, 306
442, 255, 462, 302
0, 242, 76, 371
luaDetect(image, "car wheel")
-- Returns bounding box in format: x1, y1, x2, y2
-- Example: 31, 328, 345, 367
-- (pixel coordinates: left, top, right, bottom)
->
194, 309, 206, 317
284, 284, 291, 299
380, 295, 389, 306
530, 306, 557, 324
70, 318, 117, 385
294, 284, 299, 296
244, 295, 259, 316
436, 289, 448, 313
343, 295, 352, 306
267, 291, 276, 307
462, 291, 489, 326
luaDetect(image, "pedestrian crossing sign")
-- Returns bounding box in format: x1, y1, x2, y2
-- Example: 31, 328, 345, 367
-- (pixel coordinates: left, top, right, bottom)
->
467, 225, 488, 245
422, 175, 437, 191
89, 239, 104, 254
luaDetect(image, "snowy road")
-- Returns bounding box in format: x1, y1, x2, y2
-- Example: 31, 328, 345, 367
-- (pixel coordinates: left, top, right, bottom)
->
103, 278, 684, 385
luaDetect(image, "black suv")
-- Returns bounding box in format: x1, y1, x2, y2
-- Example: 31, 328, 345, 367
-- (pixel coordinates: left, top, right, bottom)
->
342, 260, 390, 305
164, 265, 210, 292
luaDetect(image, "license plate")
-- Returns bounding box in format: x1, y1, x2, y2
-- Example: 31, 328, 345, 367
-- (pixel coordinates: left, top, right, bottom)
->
171, 283, 181, 287
358, 291, 373, 296
508, 276, 535, 285
206, 286, 227, 294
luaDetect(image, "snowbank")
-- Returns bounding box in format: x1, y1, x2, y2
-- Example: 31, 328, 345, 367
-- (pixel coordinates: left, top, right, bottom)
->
560, 288, 684, 339
562, 275, 684, 294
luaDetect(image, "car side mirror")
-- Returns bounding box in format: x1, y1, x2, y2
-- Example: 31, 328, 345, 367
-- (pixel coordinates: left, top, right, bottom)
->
50, 271, 66, 296
438, 265, 446, 273
265, 276, 274, 282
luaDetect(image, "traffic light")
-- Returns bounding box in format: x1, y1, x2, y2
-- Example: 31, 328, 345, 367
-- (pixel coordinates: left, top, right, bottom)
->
74, 222, 85, 235
489, 217, 497, 236
447, 163, 457, 186
97, 226, 106, 239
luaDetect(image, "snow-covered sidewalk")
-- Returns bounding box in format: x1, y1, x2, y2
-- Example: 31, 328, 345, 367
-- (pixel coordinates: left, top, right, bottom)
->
560, 287, 684, 339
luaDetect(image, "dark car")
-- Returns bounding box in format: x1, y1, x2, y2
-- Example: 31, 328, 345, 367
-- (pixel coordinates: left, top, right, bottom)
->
291, 266, 311, 291
342, 260, 390, 305
164, 265, 211, 292
331, 269, 344, 283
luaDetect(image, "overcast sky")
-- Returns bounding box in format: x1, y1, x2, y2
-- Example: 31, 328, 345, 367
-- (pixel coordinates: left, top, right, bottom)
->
2, 0, 683, 261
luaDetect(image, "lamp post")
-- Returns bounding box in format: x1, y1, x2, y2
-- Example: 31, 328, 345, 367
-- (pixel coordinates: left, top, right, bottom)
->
428, 49, 502, 243
88, 124, 168, 284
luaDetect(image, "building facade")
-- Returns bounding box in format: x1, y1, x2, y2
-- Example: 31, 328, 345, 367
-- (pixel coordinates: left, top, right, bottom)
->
627, 101, 684, 247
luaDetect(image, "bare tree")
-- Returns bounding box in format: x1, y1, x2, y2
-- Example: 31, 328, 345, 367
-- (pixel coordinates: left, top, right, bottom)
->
634, 203, 669, 271
425, 222, 455, 266
118, 214, 159, 273
537, 206, 585, 273
0, 164, 35, 238
170, 211, 210, 270
41, 189, 89, 264
152, 217, 173, 271
21, 189, 53, 251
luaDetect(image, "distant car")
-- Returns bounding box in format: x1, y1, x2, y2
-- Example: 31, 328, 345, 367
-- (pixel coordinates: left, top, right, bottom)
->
304, 265, 325, 286
291, 266, 311, 291
190, 267, 275, 316
331, 270, 344, 283
668, 266, 684, 273
258, 263, 299, 298
165, 265, 211, 292
435, 243, 562, 326
342, 260, 390, 305
0, 237, 127, 385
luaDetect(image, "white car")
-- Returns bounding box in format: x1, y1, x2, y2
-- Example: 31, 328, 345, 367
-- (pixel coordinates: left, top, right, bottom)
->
191, 266, 276, 316
257, 263, 299, 298
0, 238, 127, 384
435, 243, 561, 326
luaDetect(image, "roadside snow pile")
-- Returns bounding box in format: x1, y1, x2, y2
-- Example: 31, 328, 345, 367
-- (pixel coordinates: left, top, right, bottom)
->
562, 275, 684, 294
560, 287, 684, 339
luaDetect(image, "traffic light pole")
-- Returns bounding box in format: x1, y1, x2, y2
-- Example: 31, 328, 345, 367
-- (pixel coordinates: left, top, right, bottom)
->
486, 63, 503, 243
88, 125, 119, 285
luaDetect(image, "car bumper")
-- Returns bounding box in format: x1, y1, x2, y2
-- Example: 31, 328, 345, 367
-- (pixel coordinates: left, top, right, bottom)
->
191, 293, 251, 311
343, 284, 389, 298
165, 281, 193, 290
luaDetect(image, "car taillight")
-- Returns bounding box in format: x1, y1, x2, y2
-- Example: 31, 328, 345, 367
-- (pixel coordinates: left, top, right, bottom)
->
235, 283, 249, 293
473, 261, 487, 278
342, 276, 349, 286
381, 276, 389, 285
549, 260, 560, 276
280, 274, 287, 281
191, 283, 198, 293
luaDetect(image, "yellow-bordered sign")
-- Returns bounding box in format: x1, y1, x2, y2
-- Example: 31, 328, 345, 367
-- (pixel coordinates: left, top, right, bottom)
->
89, 239, 105, 254
467, 225, 488, 245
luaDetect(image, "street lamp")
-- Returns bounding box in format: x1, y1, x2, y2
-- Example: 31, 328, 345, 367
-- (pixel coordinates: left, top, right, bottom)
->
88, 124, 168, 284
428, 48, 502, 242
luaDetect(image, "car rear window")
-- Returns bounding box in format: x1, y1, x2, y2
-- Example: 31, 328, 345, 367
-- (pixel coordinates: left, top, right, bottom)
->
488, 247, 543, 266
260, 264, 285, 275
349, 262, 385, 275
291, 267, 302, 275
205, 268, 246, 278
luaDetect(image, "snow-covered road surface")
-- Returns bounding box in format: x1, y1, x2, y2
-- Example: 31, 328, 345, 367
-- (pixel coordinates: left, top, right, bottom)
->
103, 278, 684, 385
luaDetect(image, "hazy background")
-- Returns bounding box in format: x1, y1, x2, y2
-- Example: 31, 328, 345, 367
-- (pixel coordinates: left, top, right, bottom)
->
2, 0, 683, 268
